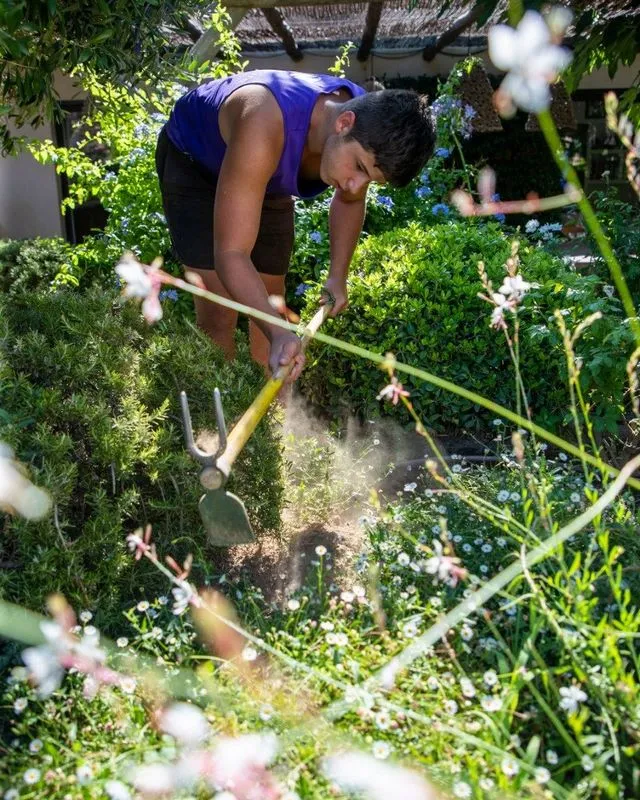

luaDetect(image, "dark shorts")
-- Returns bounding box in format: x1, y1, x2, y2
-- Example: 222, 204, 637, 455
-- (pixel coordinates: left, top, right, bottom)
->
155, 126, 294, 275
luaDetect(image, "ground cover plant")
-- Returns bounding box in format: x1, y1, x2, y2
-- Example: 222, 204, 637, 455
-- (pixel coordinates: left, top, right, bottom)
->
0, 286, 283, 625
2, 4, 640, 800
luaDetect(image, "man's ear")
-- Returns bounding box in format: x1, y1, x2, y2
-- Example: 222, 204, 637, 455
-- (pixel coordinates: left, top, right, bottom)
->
335, 109, 356, 135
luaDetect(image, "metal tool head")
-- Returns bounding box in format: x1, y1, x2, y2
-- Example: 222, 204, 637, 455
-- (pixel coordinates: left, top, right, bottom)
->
199, 488, 255, 546
181, 389, 256, 546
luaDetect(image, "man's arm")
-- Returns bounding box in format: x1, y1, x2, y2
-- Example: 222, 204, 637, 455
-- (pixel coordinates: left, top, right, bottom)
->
325, 187, 367, 316
214, 91, 304, 379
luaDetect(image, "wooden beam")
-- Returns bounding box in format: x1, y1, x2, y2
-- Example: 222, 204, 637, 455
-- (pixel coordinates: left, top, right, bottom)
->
357, 1, 383, 62
228, 0, 370, 8
189, 7, 247, 64
422, 7, 482, 61
262, 8, 303, 61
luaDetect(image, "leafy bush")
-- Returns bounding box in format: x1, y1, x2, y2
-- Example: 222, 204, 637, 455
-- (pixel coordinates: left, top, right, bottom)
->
28, 9, 248, 290
298, 220, 632, 434
587, 189, 640, 297
0, 238, 72, 296
0, 287, 284, 626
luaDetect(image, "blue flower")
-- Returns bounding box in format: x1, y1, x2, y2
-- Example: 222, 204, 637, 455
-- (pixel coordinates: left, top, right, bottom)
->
490, 193, 505, 224
431, 97, 461, 118
464, 104, 477, 120
309, 231, 323, 244
376, 195, 394, 210
435, 147, 451, 158
415, 186, 432, 199
295, 283, 311, 297
159, 289, 179, 301
419, 171, 430, 185
431, 203, 450, 216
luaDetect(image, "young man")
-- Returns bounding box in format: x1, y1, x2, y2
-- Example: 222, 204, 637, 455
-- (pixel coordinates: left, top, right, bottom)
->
156, 70, 434, 381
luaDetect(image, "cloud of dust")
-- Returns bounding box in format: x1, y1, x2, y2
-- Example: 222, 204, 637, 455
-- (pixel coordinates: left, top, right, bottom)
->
282, 393, 443, 521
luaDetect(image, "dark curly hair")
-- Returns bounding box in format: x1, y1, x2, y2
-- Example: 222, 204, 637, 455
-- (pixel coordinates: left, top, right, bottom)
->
342, 89, 435, 187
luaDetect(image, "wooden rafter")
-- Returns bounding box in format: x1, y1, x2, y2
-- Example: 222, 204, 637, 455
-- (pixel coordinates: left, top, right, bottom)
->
357, 1, 384, 62
228, 0, 368, 8
422, 6, 482, 61
262, 8, 303, 61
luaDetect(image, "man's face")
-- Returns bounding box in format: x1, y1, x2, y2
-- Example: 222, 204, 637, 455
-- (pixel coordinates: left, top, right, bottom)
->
320, 113, 386, 196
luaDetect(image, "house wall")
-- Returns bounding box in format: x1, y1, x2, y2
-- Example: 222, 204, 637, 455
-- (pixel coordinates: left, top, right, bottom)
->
0, 118, 63, 240
0, 72, 85, 241
1, 54, 638, 241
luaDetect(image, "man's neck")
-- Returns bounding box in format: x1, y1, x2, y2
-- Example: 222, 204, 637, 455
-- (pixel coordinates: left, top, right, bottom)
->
306, 95, 346, 154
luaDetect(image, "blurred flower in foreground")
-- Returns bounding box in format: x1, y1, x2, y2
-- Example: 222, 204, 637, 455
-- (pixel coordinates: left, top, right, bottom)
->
377, 376, 410, 406
489, 9, 572, 115
323, 752, 439, 800
0, 442, 51, 520
423, 540, 466, 587
115, 251, 165, 324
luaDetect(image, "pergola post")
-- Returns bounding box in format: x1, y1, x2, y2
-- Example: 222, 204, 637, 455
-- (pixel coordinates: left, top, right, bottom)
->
357, 2, 384, 62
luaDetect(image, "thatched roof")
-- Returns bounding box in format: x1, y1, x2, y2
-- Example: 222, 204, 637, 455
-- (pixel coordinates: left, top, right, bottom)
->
228, 0, 640, 54
235, 0, 503, 52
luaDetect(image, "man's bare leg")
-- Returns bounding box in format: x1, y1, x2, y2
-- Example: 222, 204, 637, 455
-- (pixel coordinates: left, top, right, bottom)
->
189, 268, 238, 359
189, 269, 286, 372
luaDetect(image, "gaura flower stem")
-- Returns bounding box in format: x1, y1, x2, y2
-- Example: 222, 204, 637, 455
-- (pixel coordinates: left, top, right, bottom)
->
157, 269, 640, 491
536, 109, 640, 346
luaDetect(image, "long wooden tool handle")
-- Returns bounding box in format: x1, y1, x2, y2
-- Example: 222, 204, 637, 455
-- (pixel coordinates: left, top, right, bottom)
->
216, 304, 331, 478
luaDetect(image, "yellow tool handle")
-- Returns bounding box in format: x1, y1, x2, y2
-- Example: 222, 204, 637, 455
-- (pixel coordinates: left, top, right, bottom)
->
216, 304, 331, 478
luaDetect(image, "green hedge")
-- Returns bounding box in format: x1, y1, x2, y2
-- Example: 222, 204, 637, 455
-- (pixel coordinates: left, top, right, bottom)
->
0, 237, 72, 296
0, 287, 283, 626
299, 220, 631, 434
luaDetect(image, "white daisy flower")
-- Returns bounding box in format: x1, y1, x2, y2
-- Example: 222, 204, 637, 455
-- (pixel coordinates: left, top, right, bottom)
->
23, 769, 41, 785
483, 670, 498, 687
535, 767, 551, 784
372, 741, 391, 760
481, 695, 502, 712
501, 756, 520, 777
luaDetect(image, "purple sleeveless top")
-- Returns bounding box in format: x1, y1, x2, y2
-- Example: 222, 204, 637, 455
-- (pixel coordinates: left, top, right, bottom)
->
165, 70, 365, 199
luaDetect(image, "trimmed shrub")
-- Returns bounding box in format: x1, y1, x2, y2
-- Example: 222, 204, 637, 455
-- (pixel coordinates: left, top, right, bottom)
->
0, 287, 284, 626
299, 220, 632, 434
0, 238, 72, 296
